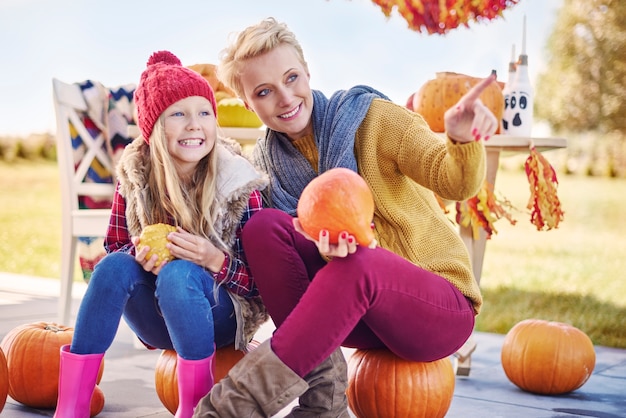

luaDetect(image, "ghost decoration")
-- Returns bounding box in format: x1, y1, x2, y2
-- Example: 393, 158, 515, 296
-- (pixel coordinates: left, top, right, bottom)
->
502, 15, 534, 137
503, 86, 533, 136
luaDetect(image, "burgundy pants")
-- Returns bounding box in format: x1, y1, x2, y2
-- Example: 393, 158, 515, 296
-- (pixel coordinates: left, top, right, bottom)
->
242, 208, 475, 377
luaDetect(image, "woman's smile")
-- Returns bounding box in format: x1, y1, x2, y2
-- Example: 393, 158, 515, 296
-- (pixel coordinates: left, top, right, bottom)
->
278, 103, 301, 120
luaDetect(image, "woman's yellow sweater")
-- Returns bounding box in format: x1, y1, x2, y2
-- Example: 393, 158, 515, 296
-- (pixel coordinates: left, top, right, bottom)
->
292, 99, 485, 314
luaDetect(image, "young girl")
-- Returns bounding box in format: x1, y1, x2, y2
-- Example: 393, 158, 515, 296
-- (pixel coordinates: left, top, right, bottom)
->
54, 50, 268, 418
193, 18, 499, 417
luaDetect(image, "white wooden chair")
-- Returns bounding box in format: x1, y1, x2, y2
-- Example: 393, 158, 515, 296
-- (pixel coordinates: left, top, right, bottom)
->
52, 78, 118, 325
52, 78, 260, 327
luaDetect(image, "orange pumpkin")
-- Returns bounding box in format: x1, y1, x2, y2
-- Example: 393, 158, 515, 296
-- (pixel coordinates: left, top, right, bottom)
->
501, 319, 596, 395
90, 385, 105, 417
154, 344, 253, 414
0, 348, 8, 413
0, 322, 104, 408
347, 349, 455, 418
412, 71, 504, 133
297, 167, 376, 247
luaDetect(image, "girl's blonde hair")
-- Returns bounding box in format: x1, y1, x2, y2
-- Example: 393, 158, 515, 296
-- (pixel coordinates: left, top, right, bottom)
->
145, 119, 229, 253
218, 17, 309, 99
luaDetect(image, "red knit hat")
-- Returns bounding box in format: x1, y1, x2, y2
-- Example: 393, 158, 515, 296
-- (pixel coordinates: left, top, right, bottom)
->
134, 50, 217, 142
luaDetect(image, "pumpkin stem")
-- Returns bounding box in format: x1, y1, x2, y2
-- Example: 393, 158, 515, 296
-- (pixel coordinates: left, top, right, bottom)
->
45, 324, 66, 333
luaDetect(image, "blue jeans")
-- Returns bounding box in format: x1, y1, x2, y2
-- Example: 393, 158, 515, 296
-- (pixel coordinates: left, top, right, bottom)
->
70, 252, 236, 360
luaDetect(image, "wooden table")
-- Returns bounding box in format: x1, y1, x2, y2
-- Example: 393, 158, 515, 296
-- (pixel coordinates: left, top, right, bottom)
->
454, 135, 567, 375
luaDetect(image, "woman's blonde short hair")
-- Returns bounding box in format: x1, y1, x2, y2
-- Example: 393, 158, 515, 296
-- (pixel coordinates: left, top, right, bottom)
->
218, 17, 309, 99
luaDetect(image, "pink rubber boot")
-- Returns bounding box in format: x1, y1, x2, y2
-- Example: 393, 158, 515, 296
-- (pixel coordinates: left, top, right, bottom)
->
54, 344, 104, 418
175, 353, 215, 418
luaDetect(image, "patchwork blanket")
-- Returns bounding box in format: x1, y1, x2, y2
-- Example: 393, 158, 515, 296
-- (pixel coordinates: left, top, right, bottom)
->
72, 80, 136, 281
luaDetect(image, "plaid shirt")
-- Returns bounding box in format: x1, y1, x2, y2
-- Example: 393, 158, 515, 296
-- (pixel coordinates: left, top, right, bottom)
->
104, 183, 263, 297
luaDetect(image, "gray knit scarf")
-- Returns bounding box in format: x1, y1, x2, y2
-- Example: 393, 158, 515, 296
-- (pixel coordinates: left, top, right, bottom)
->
252, 85, 389, 215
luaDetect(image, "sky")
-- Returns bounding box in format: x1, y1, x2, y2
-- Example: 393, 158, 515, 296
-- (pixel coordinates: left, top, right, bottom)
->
0, 0, 563, 137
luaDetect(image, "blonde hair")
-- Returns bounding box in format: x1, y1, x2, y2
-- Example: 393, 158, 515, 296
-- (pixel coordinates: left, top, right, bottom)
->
145, 119, 229, 253
218, 17, 309, 99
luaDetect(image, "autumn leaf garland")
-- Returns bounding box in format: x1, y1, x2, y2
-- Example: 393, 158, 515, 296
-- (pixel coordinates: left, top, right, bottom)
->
449, 146, 564, 238
524, 146, 565, 230
455, 180, 516, 240
371, 0, 521, 35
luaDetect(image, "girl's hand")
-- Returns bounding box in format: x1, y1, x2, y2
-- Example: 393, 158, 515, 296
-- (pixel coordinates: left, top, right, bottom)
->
166, 227, 226, 272
444, 71, 499, 143
293, 218, 358, 258
132, 236, 166, 275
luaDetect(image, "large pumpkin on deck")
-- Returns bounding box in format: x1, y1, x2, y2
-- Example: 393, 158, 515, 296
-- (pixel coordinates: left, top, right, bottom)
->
0, 322, 104, 410
412, 71, 504, 133
297, 167, 376, 248
501, 319, 596, 395
347, 349, 455, 418
154, 343, 257, 415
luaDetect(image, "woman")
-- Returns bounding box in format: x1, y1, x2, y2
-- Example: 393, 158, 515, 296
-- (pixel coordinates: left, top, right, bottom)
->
195, 18, 498, 417
54, 50, 268, 418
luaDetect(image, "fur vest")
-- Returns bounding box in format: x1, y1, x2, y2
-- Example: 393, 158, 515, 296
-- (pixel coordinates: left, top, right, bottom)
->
116, 136, 269, 350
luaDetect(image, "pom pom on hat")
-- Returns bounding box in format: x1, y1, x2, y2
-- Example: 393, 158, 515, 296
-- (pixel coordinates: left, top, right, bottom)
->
147, 50, 182, 67
134, 50, 217, 143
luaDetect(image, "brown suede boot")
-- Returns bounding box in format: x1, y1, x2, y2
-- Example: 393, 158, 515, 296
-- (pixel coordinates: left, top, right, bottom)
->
193, 340, 308, 418
285, 348, 350, 418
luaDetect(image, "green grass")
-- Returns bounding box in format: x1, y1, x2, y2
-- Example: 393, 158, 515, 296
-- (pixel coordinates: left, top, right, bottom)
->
0, 160, 67, 278
1, 160, 625, 348
477, 166, 626, 348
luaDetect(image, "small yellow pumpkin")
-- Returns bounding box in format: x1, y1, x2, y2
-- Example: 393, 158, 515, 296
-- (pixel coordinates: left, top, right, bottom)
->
501, 319, 596, 395
347, 349, 455, 418
217, 97, 263, 128
137, 223, 177, 264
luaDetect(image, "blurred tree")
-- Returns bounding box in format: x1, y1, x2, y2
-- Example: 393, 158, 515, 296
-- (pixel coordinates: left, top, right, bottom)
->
535, 0, 626, 136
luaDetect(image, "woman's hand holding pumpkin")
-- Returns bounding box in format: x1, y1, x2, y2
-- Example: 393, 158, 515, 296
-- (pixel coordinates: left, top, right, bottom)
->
444, 71, 499, 143
293, 218, 358, 258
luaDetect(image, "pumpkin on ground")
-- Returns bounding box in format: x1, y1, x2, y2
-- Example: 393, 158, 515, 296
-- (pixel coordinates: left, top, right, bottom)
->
0, 348, 8, 413
154, 344, 254, 415
90, 385, 105, 417
412, 71, 504, 133
501, 319, 596, 395
297, 167, 376, 248
0, 322, 104, 410
347, 348, 455, 418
